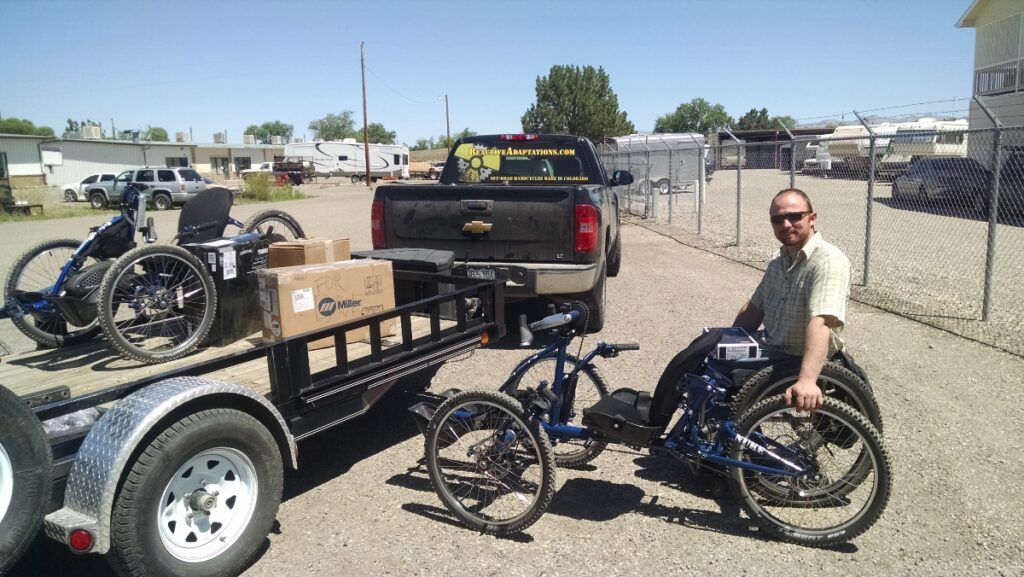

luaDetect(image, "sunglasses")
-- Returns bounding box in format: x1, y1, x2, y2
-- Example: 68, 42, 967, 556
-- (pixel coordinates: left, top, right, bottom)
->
770, 211, 812, 225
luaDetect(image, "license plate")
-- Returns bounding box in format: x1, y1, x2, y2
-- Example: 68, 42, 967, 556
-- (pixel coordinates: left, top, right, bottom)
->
466, 267, 495, 280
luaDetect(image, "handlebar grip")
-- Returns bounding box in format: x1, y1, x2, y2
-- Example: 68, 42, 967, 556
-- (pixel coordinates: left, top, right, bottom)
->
613, 343, 640, 351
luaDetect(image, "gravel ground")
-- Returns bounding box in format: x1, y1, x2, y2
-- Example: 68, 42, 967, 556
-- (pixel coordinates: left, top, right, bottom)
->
624, 169, 1024, 356
7, 182, 1024, 577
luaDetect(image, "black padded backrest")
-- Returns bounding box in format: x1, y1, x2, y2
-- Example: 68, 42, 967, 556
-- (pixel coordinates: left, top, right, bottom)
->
177, 187, 233, 243
648, 329, 722, 426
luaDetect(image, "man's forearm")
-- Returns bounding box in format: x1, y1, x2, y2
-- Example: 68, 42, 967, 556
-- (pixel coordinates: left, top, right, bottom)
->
733, 300, 763, 332
798, 316, 831, 383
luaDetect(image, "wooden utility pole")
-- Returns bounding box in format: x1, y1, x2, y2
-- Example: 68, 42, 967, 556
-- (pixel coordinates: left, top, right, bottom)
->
361, 42, 371, 188
445, 94, 451, 150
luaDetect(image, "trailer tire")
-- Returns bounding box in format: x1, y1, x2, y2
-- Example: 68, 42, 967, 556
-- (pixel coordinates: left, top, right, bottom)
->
0, 385, 52, 577
107, 408, 283, 577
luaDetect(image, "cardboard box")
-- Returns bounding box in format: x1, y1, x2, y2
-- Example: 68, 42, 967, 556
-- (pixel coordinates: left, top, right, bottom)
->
702, 327, 767, 361
258, 259, 396, 347
269, 238, 351, 269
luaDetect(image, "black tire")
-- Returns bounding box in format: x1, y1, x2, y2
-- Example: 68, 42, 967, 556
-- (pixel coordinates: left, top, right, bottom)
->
241, 209, 306, 242
583, 264, 606, 333
606, 227, 622, 278
350, 174, 362, 184
0, 385, 52, 576
107, 409, 283, 577
655, 178, 671, 195
730, 360, 882, 433
4, 238, 102, 348
90, 192, 108, 209
98, 244, 217, 364
727, 396, 891, 547
424, 390, 555, 536
152, 193, 172, 211
503, 354, 609, 467
64, 189, 78, 202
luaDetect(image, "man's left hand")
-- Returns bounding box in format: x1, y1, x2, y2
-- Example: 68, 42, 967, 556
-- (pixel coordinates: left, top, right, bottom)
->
784, 378, 823, 412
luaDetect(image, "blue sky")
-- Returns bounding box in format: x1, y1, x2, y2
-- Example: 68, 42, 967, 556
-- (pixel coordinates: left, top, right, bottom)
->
0, 0, 976, 145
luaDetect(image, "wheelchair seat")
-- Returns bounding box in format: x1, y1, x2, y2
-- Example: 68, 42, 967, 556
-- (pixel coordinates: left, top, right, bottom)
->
175, 187, 233, 243
582, 329, 722, 446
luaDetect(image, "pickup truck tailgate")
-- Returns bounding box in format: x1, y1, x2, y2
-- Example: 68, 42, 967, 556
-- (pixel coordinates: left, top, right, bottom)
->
381, 185, 577, 263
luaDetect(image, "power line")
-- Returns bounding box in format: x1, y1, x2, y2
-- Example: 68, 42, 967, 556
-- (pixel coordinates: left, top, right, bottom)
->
364, 65, 439, 105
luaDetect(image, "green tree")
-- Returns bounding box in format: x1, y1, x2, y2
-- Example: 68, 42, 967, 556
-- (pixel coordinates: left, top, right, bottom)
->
244, 120, 294, 144
735, 108, 797, 131
411, 138, 435, 151
357, 122, 396, 144
0, 116, 54, 136
144, 126, 169, 142
308, 111, 357, 141
654, 98, 733, 135
521, 65, 634, 141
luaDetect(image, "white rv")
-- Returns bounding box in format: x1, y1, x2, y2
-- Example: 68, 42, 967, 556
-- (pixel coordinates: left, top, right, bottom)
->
284, 139, 410, 181
824, 123, 902, 176
883, 118, 969, 166
598, 133, 706, 194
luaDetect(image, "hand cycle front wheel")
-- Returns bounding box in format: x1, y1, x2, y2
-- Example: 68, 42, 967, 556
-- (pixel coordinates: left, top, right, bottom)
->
97, 244, 217, 364
241, 210, 306, 242
504, 354, 609, 468
726, 396, 892, 547
424, 390, 556, 536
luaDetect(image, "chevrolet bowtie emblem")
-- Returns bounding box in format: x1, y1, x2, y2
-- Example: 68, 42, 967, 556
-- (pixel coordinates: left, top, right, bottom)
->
462, 220, 493, 234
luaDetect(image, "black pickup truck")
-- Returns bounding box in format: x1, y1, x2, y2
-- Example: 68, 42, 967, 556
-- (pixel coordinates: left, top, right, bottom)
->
371, 134, 634, 331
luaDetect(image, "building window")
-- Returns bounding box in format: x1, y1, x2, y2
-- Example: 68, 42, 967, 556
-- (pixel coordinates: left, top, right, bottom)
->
975, 61, 1018, 96
394, 154, 400, 165
338, 156, 348, 161
235, 157, 252, 172
165, 157, 189, 167
211, 157, 230, 175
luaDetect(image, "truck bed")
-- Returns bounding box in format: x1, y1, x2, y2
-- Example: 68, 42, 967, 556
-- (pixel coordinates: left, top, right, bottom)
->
2, 316, 454, 402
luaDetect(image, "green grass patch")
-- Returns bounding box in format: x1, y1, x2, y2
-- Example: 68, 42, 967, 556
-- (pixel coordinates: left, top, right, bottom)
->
238, 174, 306, 203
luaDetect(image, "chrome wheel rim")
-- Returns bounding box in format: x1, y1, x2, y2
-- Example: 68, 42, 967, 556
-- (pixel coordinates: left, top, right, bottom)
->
0, 441, 13, 525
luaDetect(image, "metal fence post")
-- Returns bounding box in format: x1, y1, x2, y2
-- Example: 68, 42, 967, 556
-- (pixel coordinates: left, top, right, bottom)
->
724, 127, 742, 247
854, 111, 875, 286
645, 145, 653, 219
777, 119, 796, 189
666, 137, 674, 225
975, 95, 1003, 321
690, 134, 706, 236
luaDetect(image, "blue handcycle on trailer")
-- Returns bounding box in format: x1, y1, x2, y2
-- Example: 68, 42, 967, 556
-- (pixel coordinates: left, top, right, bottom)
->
415, 304, 891, 547
1, 182, 304, 363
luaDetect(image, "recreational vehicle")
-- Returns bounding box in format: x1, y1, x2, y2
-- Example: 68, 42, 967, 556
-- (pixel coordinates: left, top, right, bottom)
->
597, 133, 706, 194
284, 139, 410, 181
823, 123, 901, 176
880, 118, 969, 175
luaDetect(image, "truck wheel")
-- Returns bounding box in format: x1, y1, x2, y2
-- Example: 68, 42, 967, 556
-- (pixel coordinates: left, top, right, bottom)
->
0, 385, 53, 576
153, 193, 172, 211
584, 264, 606, 333
90, 192, 108, 209
655, 179, 671, 195
107, 408, 283, 577
64, 189, 78, 202
606, 230, 622, 278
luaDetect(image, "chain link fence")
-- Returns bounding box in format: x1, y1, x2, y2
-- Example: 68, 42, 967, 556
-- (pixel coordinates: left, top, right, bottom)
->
609, 125, 1024, 356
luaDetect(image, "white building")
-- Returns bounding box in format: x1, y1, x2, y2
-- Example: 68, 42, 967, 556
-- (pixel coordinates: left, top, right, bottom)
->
958, 0, 1024, 137
0, 135, 282, 188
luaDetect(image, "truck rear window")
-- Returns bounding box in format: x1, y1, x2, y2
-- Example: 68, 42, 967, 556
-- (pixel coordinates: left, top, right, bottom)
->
449, 142, 593, 184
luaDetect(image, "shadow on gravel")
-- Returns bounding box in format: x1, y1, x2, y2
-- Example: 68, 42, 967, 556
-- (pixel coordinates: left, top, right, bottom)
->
399, 503, 535, 543
875, 196, 1024, 228
282, 386, 423, 501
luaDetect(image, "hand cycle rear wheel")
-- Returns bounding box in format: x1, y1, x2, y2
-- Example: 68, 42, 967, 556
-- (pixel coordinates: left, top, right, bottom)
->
97, 244, 217, 364
424, 390, 555, 536
241, 210, 306, 242
504, 355, 609, 468
727, 396, 892, 547
4, 238, 102, 348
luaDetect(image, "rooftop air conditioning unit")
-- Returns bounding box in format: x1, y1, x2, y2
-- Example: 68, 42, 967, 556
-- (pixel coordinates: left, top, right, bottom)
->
175, 132, 188, 143
82, 125, 102, 140
243, 134, 256, 144
213, 132, 226, 144
271, 135, 283, 145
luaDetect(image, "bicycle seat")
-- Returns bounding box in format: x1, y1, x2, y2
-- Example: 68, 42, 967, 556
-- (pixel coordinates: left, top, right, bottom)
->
582, 329, 721, 445
176, 186, 233, 243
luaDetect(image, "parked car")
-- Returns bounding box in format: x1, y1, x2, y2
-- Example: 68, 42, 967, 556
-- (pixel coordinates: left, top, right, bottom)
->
428, 161, 445, 179
61, 172, 117, 203
891, 153, 1024, 216
93, 167, 207, 210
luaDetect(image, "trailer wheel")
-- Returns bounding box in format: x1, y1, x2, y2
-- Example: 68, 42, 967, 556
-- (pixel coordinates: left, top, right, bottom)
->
350, 174, 362, 184
0, 385, 52, 576
107, 408, 282, 577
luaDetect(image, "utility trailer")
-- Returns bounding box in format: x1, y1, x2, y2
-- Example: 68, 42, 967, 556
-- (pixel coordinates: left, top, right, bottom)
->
0, 271, 504, 577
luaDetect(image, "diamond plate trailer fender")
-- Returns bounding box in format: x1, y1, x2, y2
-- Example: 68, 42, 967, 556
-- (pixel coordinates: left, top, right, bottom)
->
43, 377, 297, 554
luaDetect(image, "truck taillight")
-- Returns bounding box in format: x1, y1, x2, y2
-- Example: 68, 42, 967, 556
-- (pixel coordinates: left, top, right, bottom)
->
499, 134, 539, 141
371, 200, 386, 248
575, 205, 598, 253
